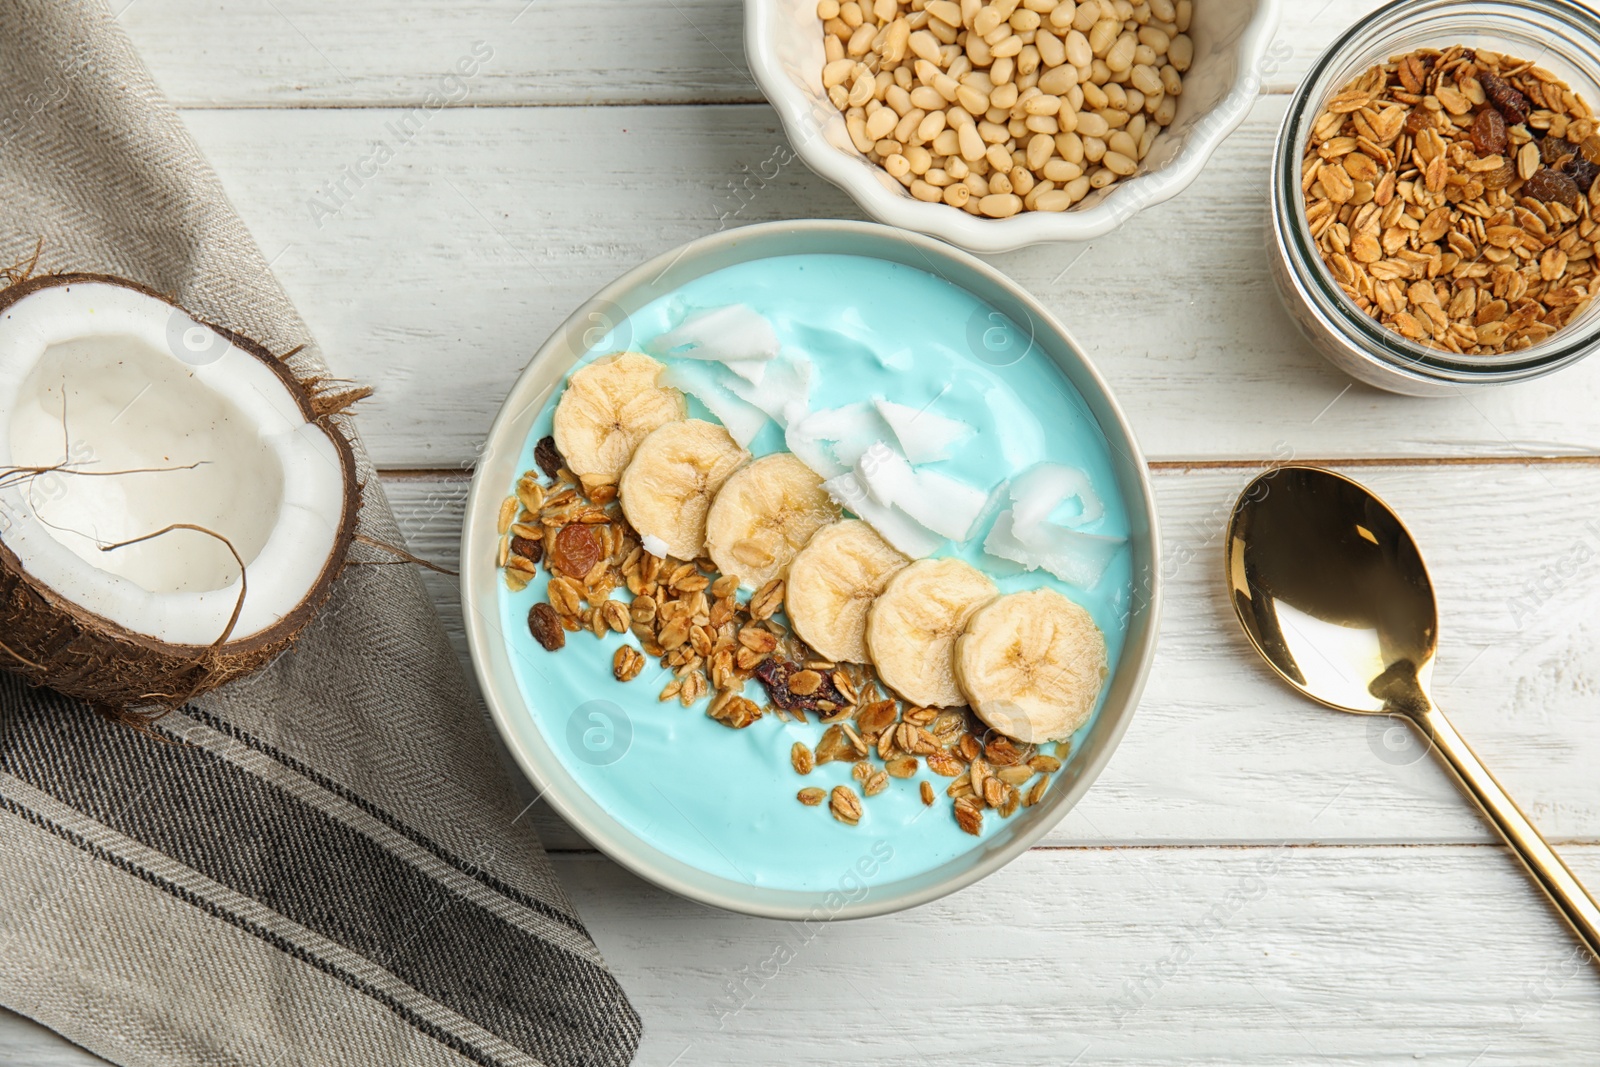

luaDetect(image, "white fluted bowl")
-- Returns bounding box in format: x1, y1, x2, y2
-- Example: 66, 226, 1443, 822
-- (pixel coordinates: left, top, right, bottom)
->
746, 0, 1282, 252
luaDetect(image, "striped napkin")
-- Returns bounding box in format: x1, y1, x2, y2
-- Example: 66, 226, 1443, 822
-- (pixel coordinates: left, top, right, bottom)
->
0, 3, 641, 1064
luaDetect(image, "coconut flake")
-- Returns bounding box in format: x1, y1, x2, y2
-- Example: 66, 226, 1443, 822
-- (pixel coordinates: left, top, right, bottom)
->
855, 441, 991, 543
821, 472, 945, 559
982, 462, 1122, 587
658, 362, 769, 447
1008, 461, 1104, 529
786, 402, 884, 478
649, 305, 779, 367
724, 354, 812, 428
874, 397, 974, 464
985, 510, 1124, 588
641, 533, 670, 558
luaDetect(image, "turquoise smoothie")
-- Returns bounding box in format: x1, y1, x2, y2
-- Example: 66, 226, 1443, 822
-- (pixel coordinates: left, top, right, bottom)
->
498, 253, 1132, 891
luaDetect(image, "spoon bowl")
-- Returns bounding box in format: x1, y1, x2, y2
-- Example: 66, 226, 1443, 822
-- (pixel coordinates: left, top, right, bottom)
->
1227, 465, 1600, 962
1225, 465, 1438, 716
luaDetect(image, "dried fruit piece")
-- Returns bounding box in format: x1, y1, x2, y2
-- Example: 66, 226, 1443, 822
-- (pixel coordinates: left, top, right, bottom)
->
1469, 107, 1507, 155
549, 524, 605, 578
1479, 70, 1529, 124
1403, 107, 1434, 135
528, 602, 565, 651
1524, 167, 1581, 207
535, 435, 565, 481
1541, 135, 1578, 167
754, 657, 848, 713
1562, 154, 1600, 194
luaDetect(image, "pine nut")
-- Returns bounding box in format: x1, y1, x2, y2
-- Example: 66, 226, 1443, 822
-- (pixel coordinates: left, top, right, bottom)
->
867, 106, 899, 140
1026, 131, 1055, 169
1042, 157, 1082, 182
1105, 32, 1137, 73
1035, 188, 1076, 211
1137, 25, 1170, 53
1102, 149, 1137, 175
958, 121, 986, 160
978, 192, 1023, 216
1167, 33, 1192, 71
1075, 110, 1108, 137
957, 83, 989, 114
816, 0, 1183, 216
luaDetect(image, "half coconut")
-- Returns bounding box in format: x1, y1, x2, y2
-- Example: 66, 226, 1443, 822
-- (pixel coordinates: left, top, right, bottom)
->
0, 273, 361, 712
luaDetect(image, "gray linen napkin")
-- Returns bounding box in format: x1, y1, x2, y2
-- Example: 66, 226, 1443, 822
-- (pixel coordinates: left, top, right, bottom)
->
0, 3, 641, 1065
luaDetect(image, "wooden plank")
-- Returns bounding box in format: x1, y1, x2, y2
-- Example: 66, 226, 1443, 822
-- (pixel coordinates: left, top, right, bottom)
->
175, 99, 1600, 469
7, 844, 1599, 1065
564, 844, 1600, 1066
122, 0, 757, 107
381, 461, 1600, 853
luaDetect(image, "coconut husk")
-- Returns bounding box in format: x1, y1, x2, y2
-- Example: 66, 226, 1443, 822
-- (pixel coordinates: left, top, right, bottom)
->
0, 272, 363, 717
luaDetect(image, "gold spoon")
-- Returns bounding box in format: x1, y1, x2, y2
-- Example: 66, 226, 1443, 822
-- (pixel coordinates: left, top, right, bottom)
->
1225, 464, 1600, 960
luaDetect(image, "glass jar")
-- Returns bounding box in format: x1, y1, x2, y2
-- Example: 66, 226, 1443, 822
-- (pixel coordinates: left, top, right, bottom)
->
1269, 0, 1600, 396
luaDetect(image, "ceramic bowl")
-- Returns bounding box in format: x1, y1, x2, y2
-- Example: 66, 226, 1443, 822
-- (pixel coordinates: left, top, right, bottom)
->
461, 220, 1161, 918
744, 0, 1282, 252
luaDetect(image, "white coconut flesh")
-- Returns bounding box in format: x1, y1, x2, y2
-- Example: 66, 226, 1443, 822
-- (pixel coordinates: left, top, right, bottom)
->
0, 281, 349, 647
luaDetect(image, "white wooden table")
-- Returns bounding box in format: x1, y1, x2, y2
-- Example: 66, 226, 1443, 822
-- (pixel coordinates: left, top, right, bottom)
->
7, 1, 1600, 1063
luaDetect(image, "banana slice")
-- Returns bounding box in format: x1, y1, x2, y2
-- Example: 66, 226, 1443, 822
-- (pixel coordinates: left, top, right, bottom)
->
552, 352, 687, 485
619, 419, 749, 560
786, 520, 910, 663
866, 558, 997, 708
705, 453, 841, 591
955, 588, 1107, 744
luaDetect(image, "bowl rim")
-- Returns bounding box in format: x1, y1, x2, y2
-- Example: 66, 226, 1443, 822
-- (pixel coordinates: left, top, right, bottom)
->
461, 219, 1162, 919
743, 0, 1283, 252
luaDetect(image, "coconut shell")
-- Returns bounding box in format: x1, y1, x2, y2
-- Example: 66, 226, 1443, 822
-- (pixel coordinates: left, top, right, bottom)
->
0, 272, 363, 714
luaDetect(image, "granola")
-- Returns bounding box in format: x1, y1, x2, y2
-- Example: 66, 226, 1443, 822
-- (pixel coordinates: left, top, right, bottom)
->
499, 433, 1069, 838
1303, 46, 1599, 354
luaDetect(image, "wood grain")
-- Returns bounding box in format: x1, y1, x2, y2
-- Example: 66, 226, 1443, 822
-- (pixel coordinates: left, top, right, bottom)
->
7, 5, 1599, 1063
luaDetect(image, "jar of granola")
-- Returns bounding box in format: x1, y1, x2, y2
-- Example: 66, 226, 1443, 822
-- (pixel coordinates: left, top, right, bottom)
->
1270, 0, 1600, 395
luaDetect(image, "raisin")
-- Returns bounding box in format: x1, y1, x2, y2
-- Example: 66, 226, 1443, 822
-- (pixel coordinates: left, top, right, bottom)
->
510, 535, 543, 564
528, 602, 565, 651
1563, 155, 1600, 194
1479, 71, 1529, 124
548, 523, 604, 578
1481, 159, 1516, 190
1469, 108, 1507, 155
534, 435, 564, 481
1540, 135, 1578, 167
754, 658, 847, 713
1404, 107, 1434, 135
1523, 166, 1581, 208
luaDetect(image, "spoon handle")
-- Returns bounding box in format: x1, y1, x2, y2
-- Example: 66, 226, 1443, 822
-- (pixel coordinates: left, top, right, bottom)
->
1413, 704, 1600, 960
